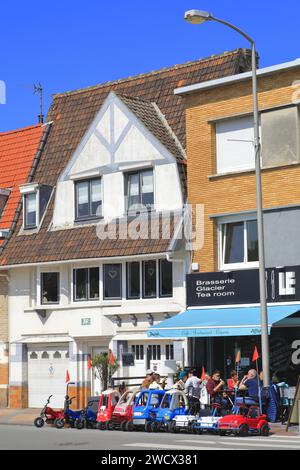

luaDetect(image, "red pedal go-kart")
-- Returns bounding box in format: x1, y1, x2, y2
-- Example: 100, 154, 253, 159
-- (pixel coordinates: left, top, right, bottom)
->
33, 395, 64, 428
218, 405, 270, 437
96, 389, 120, 430
110, 390, 138, 431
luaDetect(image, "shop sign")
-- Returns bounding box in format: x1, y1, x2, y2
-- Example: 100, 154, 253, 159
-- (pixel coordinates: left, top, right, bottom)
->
187, 266, 300, 307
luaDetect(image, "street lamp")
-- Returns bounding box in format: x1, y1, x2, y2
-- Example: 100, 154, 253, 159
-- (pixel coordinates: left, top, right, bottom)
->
185, 9, 270, 387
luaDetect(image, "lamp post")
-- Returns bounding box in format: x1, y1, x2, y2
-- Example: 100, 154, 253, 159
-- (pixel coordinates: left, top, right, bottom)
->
184, 10, 270, 386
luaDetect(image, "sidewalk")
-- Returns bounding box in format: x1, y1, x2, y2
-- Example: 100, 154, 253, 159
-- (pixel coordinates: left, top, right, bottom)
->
0, 408, 299, 435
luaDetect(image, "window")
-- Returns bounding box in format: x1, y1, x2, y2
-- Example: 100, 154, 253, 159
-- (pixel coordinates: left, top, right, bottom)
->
41, 272, 60, 304
126, 169, 154, 212
127, 262, 140, 299
220, 219, 258, 269
131, 345, 144, 361
148, 345, 161, 361
261, 107, 299, 167
74, 267, 99, 301
103, 264, 122, 300
143, 260, 157, 298
24, 193, 37, 228
165, 344, 174, 361
216, 116, 256, 174
0, 192, 9, 219
75, 178, 102, 221
159, 259, 173, 297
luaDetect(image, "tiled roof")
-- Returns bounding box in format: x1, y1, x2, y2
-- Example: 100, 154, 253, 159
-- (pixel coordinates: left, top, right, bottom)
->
0, 49, 252, 266
0, 124, 44, 245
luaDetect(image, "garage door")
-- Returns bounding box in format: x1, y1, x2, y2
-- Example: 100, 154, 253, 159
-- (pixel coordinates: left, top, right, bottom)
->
28, 344, 69, 408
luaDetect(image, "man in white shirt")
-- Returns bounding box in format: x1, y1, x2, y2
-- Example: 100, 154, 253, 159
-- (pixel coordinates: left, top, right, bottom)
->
185, 369, 201, 414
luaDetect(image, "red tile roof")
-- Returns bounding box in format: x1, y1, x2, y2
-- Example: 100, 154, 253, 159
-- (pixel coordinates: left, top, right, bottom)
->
0, 124, 44, 240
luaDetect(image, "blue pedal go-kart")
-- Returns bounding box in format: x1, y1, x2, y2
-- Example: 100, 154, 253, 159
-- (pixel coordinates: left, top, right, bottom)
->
124, 389, 165, 432
75, 396, 100, 430
150, 389, 190, 432
54, 383, 83, 429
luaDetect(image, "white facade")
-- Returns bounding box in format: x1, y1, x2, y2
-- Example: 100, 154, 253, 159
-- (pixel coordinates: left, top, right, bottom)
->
8, 92, 189, 406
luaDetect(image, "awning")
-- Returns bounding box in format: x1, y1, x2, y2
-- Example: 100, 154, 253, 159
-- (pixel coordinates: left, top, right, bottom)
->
147, 304, 300, 338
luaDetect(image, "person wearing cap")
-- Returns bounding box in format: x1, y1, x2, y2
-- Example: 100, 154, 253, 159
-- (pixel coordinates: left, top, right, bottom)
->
172, 370, 188, 391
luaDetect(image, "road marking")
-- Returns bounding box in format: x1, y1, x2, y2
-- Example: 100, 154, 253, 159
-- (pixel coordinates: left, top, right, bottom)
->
220, 441, 300, 449
123, 443, 230, 451
175, 439, 217, 445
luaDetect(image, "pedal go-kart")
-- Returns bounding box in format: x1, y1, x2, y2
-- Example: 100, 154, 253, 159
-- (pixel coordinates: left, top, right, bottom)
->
54, 394, 82, 429
96, 389, 120, 430
191, 404, 223, 434
33, 395, 64, 428
110, 389, 138, 431
125, 389, 165, 432
151, 389, 190, 433
218, 405, 270, 437
75, 396, 100, 430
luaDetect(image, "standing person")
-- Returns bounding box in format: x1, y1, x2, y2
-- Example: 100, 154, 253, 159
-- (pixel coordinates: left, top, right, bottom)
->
149, 373, 163, 390
185, 369, 201, 415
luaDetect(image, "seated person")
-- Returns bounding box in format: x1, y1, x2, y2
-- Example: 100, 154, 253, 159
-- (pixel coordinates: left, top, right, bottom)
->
227, 371, 239, 391
206, 370, 228, 407
237, 369, 262, 405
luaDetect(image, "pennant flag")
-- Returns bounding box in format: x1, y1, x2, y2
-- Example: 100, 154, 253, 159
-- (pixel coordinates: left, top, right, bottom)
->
109, 350, 115, 367
252, 346, 260, 362
87, 354, 92, 370
65, 370, 70, 383
235, 350, 241, 364
201, 366, 206, 381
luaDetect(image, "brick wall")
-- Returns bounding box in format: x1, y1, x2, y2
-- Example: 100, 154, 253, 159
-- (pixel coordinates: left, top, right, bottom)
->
185, 68, 300, 272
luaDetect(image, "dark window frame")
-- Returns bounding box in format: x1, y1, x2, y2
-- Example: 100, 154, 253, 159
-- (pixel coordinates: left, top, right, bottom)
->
126, 262, 141, 299
159, 259, 173, 298
74, 178, 102, 222
131, 345, 144, 361
125, 169, 154, 213
41, 272, 60, 305
73, 267, 100, 302
142, 260, 157, 299
103, 264, 122, 301
24, 192, 37, 229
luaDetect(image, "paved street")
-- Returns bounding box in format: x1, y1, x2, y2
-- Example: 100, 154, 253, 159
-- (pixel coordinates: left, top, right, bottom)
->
0, 424, 299, 451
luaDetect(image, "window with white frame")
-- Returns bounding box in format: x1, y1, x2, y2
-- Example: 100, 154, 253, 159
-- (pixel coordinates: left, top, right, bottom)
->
22, 185, 52, 230
73, 267, 99, 301
75, 178, 102, 221
125, 169, 154, 212
148, 345, 161, 361
41, 272, 60, 304
220, 219, 258, 269
0, 190, 10, 219
126, 259, 173, 300
24, 193, 37, 229
131, 345, 144, 361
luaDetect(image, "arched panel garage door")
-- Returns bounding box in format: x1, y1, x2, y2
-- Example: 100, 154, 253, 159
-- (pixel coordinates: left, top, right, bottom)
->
28, 344, 69, 408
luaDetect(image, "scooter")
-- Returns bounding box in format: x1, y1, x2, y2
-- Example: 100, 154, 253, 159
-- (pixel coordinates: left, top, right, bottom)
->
33, 395, 64, 428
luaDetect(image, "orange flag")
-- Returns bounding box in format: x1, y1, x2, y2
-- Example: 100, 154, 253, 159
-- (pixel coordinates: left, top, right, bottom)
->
65, 370, 70, 383
235, 350, 241, 364
201, 366, 206, 381
87, 354, 92, 370
252, 346, 260, 362
109, 350, 115, 367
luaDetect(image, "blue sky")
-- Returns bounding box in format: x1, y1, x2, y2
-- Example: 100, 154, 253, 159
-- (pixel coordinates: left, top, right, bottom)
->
1, 0, 300, 132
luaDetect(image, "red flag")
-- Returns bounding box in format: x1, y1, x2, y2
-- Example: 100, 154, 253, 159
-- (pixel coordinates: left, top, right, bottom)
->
252, 346, 260, 362
235, 350, 241, 364
201, 366, 206, 381
65, 370, 70, 383
109, 350, 115, 367
87, 354, 92, 370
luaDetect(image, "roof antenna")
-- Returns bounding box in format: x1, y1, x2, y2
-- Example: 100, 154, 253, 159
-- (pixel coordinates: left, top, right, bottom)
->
34, 83, 44, 124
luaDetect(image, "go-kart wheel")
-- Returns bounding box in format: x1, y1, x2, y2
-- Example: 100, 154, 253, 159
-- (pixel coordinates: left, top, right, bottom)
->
238, 424, 249, 437
125, 421, 134, 432
106, 420, 115, 431
75, 419, 84, 430
120, 421, 127, 432
219, 430, 227, 436
187, 422, 196, 434
54, 418, 65, 429
34, 417, 45, 428
151, 421, 159, 433
260, 424, 269, 437
145, 421, 152, 433
96, 422, 104, 430
167, 421, 176, 433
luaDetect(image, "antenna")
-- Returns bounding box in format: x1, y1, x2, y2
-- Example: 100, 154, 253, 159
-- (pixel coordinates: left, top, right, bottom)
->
34, 82, 44, 124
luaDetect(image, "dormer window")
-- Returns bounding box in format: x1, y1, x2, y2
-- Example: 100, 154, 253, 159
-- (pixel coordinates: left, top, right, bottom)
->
75, 178, 102, 222
0, 189, 10, 219
21, 183, 52, 230
125, 169, 154, 212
